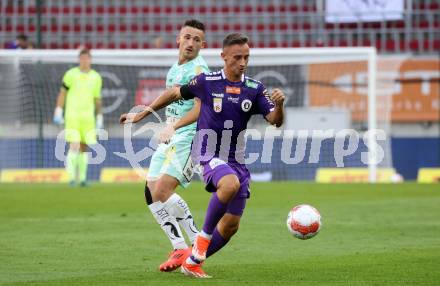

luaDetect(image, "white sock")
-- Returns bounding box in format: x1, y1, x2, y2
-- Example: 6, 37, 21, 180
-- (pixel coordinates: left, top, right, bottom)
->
148, 201, 187, 250
199, 230, 212, 240
163, 193, 199, 244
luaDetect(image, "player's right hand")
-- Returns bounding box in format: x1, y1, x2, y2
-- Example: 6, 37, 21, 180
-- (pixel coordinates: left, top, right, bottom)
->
119, 112, 144, 124
159, 124, 175, 144
53, 107, 64, 125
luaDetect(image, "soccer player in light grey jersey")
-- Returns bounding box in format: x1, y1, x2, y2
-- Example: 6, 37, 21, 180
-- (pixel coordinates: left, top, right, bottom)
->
121, 20, 209, 273
121, 33, 285, 278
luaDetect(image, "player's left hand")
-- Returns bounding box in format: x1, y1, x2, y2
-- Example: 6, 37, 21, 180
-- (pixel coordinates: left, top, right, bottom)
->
53, 107, 64, 125
270, 88, 285, 106
159, 124, 175, 144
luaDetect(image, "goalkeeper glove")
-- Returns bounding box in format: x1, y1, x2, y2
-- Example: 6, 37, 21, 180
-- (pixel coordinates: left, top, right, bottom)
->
96, 114, 104, 129
53, 107, 64, 125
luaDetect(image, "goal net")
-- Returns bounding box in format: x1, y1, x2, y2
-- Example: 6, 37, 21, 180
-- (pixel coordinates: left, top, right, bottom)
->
0, 48, 395, 183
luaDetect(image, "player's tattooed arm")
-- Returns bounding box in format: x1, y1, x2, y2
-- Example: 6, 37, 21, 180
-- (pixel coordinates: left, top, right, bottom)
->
265, 88, 285, 128
119, 86, 183, 124
159, 98, 201, 143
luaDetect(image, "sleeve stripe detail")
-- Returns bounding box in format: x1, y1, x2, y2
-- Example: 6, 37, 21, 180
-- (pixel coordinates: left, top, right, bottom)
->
62, 83, 69, 90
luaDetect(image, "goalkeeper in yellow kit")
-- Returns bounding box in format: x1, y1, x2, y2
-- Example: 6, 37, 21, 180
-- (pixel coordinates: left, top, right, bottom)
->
53, 48, 103, 186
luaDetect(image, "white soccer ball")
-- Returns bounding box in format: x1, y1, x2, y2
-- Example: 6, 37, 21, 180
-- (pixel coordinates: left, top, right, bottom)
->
286, 204, 321, 240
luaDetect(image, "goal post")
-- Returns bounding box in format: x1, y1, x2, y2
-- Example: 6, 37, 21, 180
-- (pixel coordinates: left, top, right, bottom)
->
0, 47, 390, 183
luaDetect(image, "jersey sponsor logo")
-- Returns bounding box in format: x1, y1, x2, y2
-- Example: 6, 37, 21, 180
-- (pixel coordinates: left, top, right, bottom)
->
226, 86, 241, 94
245, 79, 259, 89
241, 99, 252, 112
228, 97, 239, 103
206, 76, 222, 81
262, 88, 274, 104
211, 92, 224, 98
208, 158, 227, 169
213, 98, 222, 112
206, 71, 221, 76
166, 106, 180, 116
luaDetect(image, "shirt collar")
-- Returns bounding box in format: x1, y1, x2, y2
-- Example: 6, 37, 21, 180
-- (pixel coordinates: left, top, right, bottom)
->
221, 69, 245, 83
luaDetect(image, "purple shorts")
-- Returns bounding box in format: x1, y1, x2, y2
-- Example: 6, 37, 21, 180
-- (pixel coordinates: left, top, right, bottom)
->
201, 158, 251, 216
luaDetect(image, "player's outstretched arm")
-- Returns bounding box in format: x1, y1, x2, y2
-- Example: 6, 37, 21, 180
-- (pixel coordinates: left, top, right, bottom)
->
159, 98, 201, 143
265, 88, 285, 128
119, 86, 182, 124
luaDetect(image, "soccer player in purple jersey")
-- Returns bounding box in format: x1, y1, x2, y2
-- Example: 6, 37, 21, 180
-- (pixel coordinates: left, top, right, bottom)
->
120, 33, 285, 278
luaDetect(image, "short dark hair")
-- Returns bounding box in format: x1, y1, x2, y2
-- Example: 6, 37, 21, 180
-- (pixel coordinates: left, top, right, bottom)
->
79, 48, 91, 56
182, 19, 205, 32
223, 33, 249, 48
17, 34, 28, 41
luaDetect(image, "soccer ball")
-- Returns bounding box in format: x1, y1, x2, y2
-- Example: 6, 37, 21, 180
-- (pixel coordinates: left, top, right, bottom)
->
286, 204, 321, 240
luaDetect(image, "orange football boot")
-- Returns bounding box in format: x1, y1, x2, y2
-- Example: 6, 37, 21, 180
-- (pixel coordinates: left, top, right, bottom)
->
159, 248, 191, 272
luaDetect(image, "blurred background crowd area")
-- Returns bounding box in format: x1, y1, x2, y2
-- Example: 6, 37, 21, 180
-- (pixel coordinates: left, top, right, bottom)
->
1, 0, 439, 54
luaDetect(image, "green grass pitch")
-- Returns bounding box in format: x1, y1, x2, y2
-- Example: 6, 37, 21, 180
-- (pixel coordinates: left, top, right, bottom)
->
0, 182, 439, 286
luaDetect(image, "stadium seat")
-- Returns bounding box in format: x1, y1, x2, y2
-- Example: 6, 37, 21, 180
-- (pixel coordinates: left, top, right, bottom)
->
73, 6, 82, 14
130, 24, 139, 32
164, 6, 172, 14
199, 6, 207, 13
176, 6, 184, 14
429, 2, 439, 10
1, 1, 437, 54
386, 40, 396, 52
409, 40, 420, 51
243, 5, 253, 13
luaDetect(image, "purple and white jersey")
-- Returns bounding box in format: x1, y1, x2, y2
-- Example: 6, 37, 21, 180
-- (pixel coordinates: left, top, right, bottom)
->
180, 69, 275, 165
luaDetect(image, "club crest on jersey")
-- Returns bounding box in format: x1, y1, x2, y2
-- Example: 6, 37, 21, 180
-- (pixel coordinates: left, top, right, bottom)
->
213, 98, 222, 112
241, 99, 252, 112
195, 66, 203, 75
226, 86, 241, 94
175, 72, 183, 83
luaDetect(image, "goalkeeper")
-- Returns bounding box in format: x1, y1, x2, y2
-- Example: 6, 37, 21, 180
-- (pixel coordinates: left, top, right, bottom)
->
53, 48, 103, 186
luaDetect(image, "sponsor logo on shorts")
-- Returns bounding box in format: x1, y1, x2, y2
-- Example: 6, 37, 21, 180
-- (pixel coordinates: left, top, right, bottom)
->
209, 158, 226, 169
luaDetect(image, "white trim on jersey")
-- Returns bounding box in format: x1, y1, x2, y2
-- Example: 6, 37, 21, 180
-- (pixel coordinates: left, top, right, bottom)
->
221, 69, 245, 82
